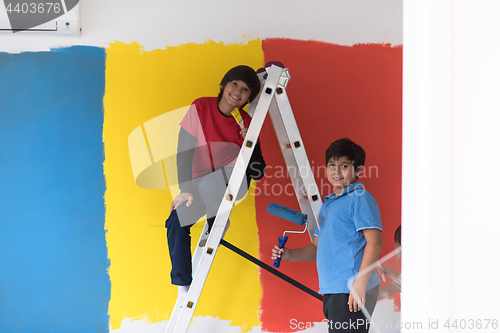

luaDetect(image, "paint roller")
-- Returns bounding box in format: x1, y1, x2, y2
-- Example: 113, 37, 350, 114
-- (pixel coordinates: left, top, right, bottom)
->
267, 203, 308, 268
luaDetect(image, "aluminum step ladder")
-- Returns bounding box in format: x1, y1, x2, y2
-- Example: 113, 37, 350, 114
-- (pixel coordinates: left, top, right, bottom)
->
165, 64, 323, 333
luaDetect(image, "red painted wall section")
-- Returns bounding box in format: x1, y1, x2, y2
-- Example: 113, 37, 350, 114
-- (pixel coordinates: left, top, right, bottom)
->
257, 39, 402, 332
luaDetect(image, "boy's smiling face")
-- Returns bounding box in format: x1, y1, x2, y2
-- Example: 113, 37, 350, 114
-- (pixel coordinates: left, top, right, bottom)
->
326, 156, 360, 195
219, 80, 251, 114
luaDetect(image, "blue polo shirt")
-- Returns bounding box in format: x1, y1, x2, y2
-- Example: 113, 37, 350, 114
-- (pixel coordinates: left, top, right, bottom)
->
314, 182, 383, 294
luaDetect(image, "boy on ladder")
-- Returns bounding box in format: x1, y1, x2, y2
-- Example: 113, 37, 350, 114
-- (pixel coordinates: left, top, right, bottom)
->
165, 65, 266, 304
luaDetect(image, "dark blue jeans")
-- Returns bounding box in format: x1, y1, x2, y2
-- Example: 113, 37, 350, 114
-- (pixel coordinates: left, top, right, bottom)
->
322, 285, 379, 332
165, 167, 247, 285
166, 211, 215, 285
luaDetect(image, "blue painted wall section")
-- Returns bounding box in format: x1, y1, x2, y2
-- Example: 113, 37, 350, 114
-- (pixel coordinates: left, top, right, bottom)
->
0, 46, 110, 332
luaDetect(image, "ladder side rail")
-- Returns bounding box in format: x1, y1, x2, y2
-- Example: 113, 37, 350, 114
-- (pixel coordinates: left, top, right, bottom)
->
267, 97, 318, 239
171, 65, 285, 333
245, 71, 266, 118
173, 196, 231, 332
191, 222, 209, 271
273, 90, 323, 231
164, 202, 218, 331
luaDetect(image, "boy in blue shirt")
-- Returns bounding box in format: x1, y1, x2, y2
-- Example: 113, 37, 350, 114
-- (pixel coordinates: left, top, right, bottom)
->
272, 138, 383, 332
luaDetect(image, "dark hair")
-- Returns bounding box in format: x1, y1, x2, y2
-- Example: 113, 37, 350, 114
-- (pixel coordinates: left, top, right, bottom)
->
325, 138, 366, 170
394, 225, 401, 245
218, 65, 261, 105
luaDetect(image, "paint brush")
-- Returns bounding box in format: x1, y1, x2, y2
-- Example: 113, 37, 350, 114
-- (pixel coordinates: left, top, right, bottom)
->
231, 108, 245, 130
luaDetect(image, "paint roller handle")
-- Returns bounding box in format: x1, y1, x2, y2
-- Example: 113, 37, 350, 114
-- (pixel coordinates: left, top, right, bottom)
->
273, 235, 289, 268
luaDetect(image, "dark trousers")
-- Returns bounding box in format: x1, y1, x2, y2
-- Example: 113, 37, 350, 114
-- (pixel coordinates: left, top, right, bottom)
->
323, 285, 379, 333
165, 167, 247, 286
166, 211, 215, 285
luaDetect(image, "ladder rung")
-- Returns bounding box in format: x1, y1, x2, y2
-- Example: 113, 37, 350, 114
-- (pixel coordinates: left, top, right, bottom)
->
281, 141, 301, 150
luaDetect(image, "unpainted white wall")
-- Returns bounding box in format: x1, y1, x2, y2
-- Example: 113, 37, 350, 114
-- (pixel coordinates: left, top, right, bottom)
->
0, 0, 402, 53
402, 1, 500, 332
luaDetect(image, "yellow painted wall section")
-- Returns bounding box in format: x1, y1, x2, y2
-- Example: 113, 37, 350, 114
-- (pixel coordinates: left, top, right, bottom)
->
103, 40, 264, 331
